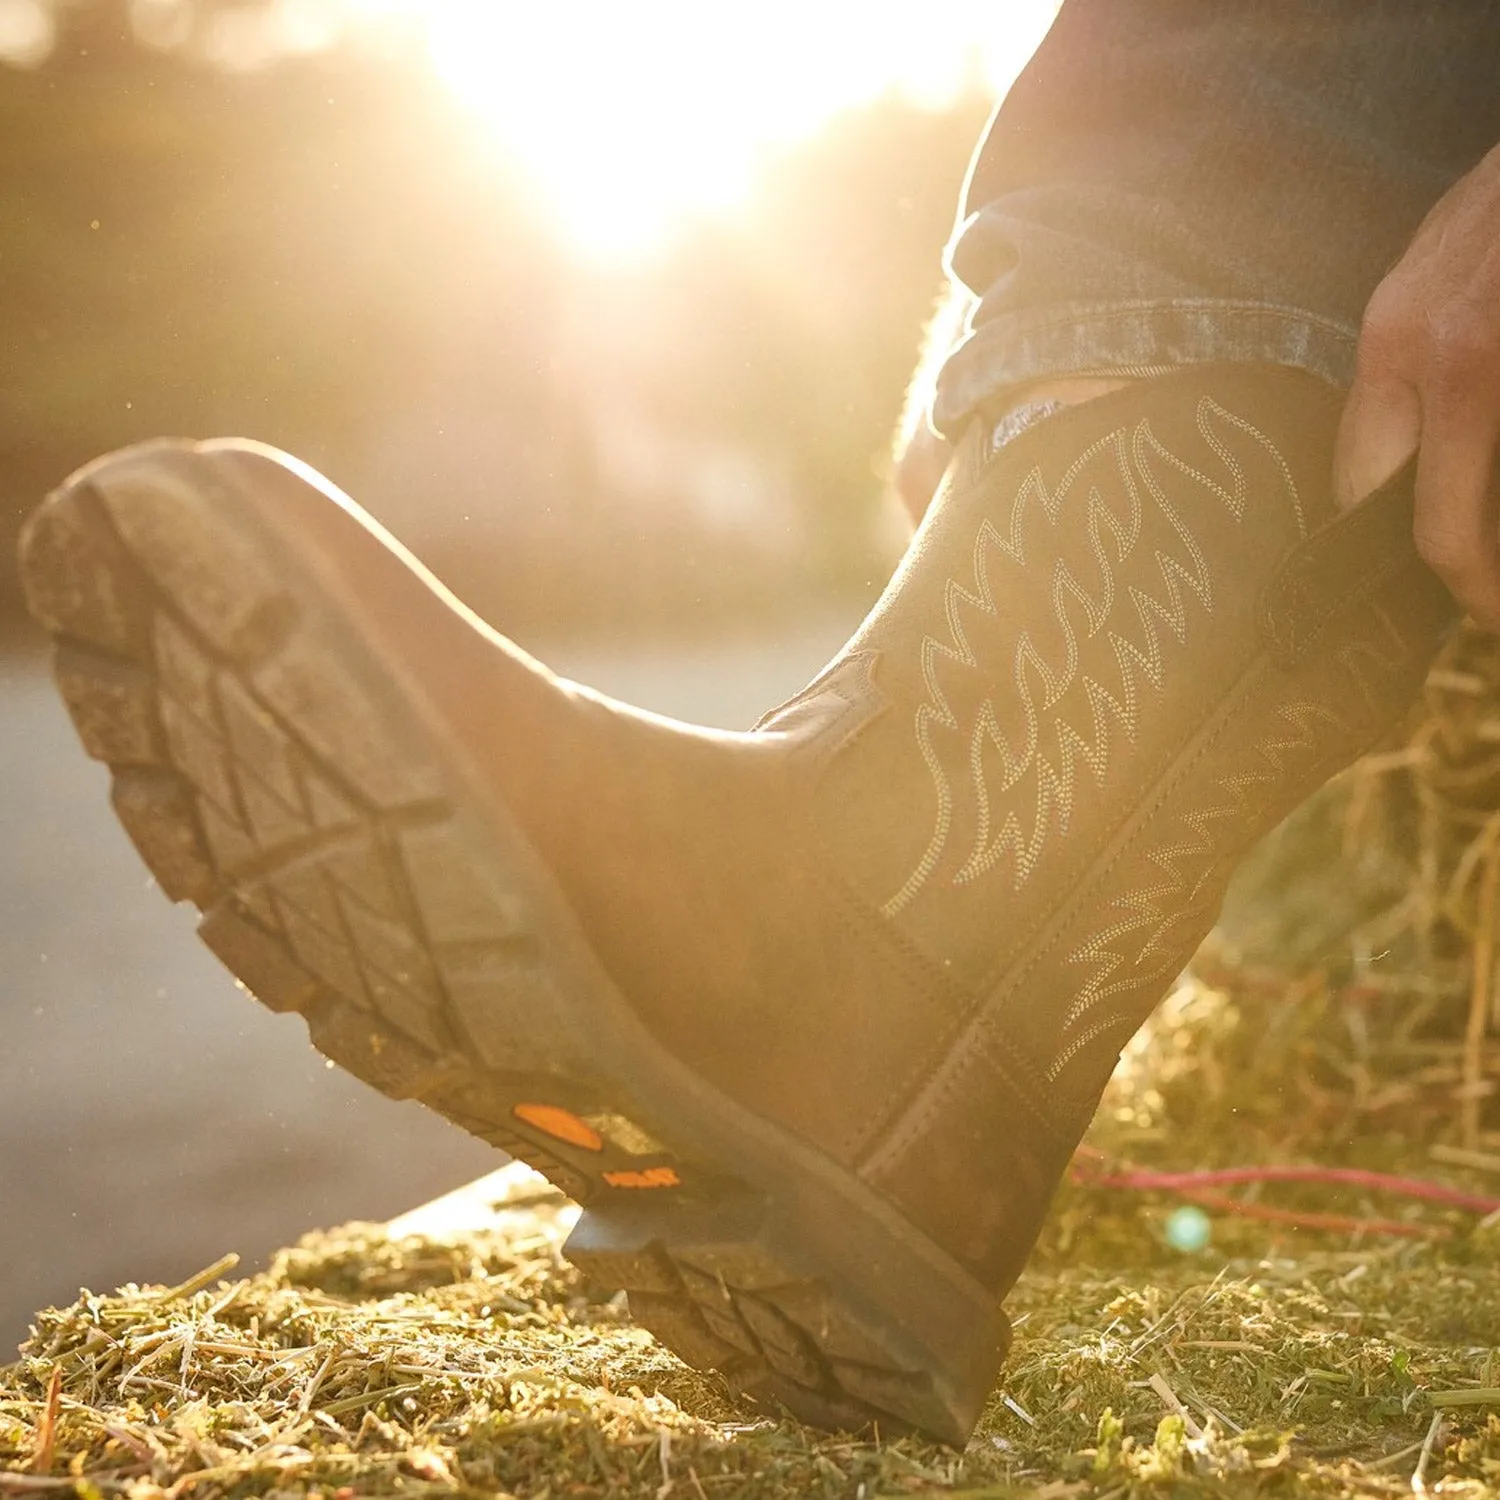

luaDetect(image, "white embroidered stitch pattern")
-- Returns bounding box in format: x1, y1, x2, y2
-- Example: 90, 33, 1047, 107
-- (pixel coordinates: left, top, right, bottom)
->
1047, 697, 1345, 1081
883, 398, 1288, 917
1048, 600, 1422, 1085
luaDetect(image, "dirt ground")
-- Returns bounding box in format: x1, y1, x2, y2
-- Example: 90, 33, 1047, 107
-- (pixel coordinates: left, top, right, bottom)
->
0, 612, 856, 1353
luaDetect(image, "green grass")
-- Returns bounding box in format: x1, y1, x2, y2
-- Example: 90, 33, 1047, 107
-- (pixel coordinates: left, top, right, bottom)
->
4, 976, 1498, 1500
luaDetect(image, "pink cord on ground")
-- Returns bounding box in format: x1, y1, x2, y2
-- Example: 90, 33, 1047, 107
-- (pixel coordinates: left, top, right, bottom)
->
1078, 1162, 1500, 1214
1175, 1190, 1445, 1239
1069, 1146, 1500, 1237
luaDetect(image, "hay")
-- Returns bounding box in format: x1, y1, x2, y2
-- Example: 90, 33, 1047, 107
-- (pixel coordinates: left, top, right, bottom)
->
1206, 618, 1500, 1156
7, 625, 1500, 1498
3, 1151, 1498, 1500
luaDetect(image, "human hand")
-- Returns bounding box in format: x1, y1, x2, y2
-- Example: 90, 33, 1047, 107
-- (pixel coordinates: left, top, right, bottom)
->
1335, 141, 1500, 628
890, 283, 970, 527
892, 419, 952, 527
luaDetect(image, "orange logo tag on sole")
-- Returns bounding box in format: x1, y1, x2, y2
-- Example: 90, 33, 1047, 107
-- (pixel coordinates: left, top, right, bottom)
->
602, 1166, 682, 1189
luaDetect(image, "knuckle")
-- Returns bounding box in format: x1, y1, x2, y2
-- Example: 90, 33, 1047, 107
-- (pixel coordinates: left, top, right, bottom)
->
1427, 310, 1500, 385
1359, 279, 1415, 343
1431, 323, 1487, 371
1412, 519, 1475, 577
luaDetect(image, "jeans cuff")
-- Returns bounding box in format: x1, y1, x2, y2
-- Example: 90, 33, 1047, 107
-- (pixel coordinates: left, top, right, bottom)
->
931, 299, 1359, 440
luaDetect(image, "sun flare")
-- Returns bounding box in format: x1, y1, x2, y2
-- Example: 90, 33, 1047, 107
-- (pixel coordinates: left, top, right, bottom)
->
370, 1, 1059, 262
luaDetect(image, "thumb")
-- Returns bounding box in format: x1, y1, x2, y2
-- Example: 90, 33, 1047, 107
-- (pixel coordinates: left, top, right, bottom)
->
1333, 363, 1422, 511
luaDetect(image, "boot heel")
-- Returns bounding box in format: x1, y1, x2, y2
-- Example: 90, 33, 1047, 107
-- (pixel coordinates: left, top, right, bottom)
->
565, 1187, 1007, 1443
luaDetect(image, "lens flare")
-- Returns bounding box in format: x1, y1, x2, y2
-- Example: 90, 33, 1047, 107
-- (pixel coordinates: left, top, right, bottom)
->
354, 0, 1059, 262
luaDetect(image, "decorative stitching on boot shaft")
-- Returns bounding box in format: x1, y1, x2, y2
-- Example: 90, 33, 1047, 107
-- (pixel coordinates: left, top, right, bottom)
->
862, 662, 1269, 1181
1051, 694, 1348, 1081
884, 397, 1294, 917
866, 624, 1418, 1196
1048, 597, 1431, 1095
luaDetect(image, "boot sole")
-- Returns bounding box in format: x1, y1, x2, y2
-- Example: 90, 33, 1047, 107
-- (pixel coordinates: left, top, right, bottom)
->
17, 440, 1008, 1445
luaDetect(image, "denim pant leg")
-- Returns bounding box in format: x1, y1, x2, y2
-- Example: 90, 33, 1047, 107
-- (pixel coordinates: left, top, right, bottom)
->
932, 0, 1500, 439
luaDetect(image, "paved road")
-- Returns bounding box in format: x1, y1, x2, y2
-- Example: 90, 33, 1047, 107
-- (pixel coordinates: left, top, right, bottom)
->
0, 612, 857, 1352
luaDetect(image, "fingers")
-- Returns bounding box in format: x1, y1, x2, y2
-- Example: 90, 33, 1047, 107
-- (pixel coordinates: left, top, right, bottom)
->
1333, 361, 1421, 515
1337, 272, 1500, 626
891, 281, 973, 526
892, 421, 952, 526
1410, 331, 1500, 628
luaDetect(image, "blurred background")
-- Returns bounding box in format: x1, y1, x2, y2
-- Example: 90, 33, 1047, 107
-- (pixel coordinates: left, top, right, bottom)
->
0, 0, 1058, 1348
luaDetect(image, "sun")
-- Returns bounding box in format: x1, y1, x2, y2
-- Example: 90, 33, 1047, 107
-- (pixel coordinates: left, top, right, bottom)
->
356, 0, 1060, 264
423, 4, 769, 261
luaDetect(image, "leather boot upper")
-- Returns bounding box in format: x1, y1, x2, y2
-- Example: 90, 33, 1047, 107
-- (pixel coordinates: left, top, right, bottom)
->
249, 367, 1453, 1298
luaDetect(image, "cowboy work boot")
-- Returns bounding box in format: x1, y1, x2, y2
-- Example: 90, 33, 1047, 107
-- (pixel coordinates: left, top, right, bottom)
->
18, 367, 1453, 1445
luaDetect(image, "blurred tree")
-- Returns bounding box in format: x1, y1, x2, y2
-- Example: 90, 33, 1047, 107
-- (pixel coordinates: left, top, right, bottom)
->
0, 1, 987, 633
0, 34, 566, 623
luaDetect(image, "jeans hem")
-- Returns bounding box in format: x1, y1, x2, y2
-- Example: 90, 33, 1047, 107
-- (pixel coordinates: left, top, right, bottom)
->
931, 299, 1359, 439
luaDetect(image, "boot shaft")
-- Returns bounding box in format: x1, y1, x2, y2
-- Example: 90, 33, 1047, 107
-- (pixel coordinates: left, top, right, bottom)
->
763, 368, 1452, 1284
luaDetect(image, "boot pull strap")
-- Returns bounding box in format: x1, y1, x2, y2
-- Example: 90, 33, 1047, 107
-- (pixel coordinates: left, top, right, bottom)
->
1258, 460, 1457, 668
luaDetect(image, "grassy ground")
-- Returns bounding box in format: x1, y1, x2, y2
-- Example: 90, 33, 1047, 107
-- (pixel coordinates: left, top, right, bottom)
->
7, 625, 1500, 1498
2, 975, 1498, 1499
2, 1181, 1497, 1499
